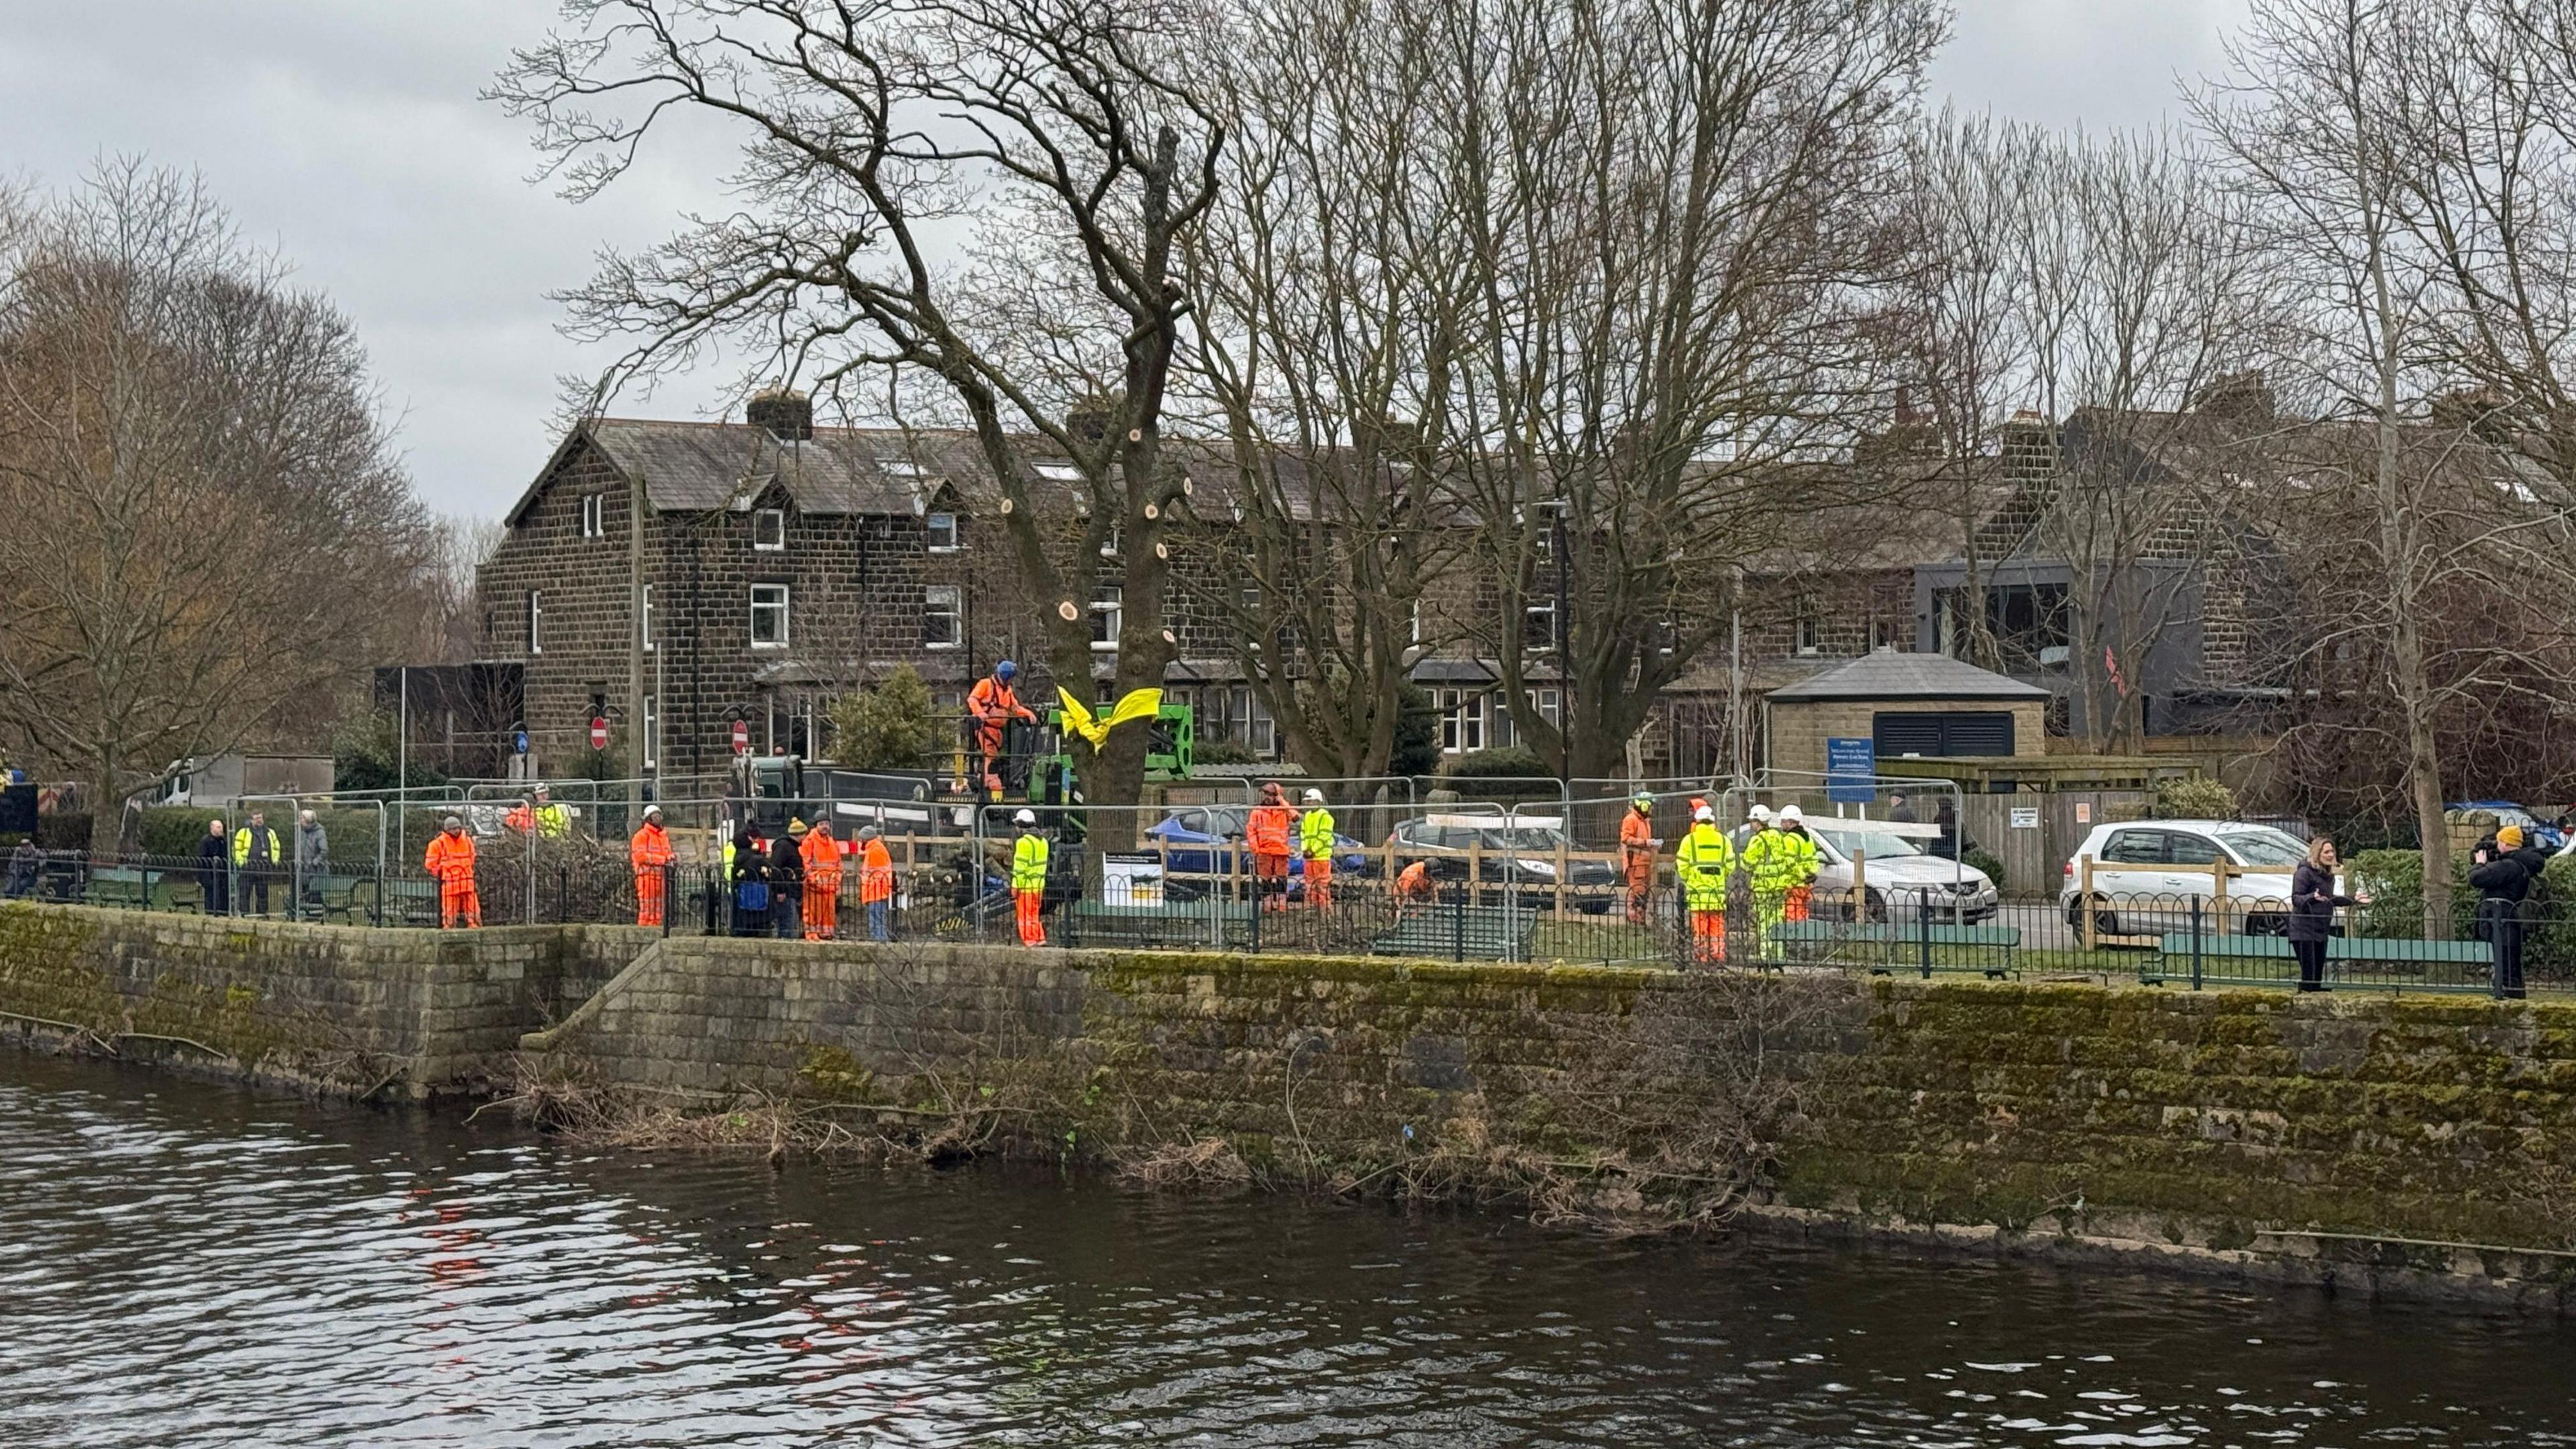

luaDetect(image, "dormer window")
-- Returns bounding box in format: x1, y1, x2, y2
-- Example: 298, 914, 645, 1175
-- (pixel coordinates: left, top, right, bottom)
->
753, 508, 786, 551
926, 511, 960, 552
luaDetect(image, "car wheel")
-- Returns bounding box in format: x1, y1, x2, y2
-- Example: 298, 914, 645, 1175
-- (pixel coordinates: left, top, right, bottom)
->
2243, 912, 2288, 937
2068, 895, 2121, 938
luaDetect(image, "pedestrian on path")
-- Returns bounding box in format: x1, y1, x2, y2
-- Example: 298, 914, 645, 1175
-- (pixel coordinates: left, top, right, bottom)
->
800, 818, 843, 941
629, 806, 672, 928
197, 818, 230, 917
2471, 825, 2548, 1000
771, 818, 808, 940
425, 816, 480, 928
294, 810, 329, 920
858, 826, 895, 942
728, 823, 769, 936
2288, 837, 2366, 993
233, 811, 282, 917
1011, 809, 1049, 947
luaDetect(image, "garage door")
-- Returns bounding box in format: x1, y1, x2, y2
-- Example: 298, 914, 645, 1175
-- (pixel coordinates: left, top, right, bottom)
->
1872, 710, 2015, 757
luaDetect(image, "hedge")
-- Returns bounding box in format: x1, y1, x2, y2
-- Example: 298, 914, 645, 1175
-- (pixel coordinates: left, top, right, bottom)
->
2346, 846, 2576, 983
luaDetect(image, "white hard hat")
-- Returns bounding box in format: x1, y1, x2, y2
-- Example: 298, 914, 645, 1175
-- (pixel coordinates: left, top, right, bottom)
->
1303, 788, 1324, 803
1748, 803, 1773, 822
643, 804, 663, 818
1014, 809, 1036, 825
1694, 805, 1715, 823
1778, 804, 1804, 824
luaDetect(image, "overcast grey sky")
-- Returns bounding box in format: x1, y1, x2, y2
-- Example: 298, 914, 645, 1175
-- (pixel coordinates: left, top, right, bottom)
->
1, 0, 2251, 526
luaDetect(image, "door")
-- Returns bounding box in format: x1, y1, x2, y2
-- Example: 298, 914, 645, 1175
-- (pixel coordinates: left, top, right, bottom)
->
2090, 827, 2173, 927
2157, 830, 2224, 930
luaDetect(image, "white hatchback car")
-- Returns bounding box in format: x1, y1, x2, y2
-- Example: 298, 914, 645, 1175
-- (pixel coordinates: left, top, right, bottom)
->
1729, 819, 2000, 922
2059, 819, 2320, 936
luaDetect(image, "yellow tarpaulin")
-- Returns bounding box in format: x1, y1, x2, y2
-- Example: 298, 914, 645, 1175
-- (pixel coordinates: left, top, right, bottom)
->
1057, 686, 1163, 749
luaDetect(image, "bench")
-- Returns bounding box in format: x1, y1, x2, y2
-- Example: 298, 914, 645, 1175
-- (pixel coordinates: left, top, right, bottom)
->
2149, 932, 2495, 991
1770, 920, 2023, 978
1369, 904, 1538, 961
86, 866, 205, 913
1070, 898, 1256, 949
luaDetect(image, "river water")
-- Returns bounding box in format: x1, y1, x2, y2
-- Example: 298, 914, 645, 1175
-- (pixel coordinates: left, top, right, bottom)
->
3, 1051, 2572, 1448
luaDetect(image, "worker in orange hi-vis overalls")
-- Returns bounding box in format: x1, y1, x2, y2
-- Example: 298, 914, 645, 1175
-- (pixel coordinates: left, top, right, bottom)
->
1619, 793, 1657, 925
857, 826, 896, 942
1246, 782, 1295, 913
424, 815, 481, 929
799, 818, 844, 941
629, 805, 673, 928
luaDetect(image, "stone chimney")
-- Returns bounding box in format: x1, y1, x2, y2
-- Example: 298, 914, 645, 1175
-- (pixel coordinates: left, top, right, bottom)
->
2188, 370, 2274, 425
747, 388, 814, 441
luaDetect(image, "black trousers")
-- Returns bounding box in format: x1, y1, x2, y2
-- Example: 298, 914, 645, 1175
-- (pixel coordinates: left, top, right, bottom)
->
201, 871, 228, 916
2290, 937, 2328, 991
2480, 898, 2526, 1000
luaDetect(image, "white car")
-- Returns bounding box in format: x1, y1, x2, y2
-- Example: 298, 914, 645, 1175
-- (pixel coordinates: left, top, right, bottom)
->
1728, 819, 2000, 922
2058, 819, 2320, 936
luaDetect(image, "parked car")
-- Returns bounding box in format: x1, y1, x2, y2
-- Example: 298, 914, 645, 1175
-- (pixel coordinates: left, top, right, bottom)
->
1385, 813, 1621, 912
1795, 820, 1999, 923
2059, 819, 2320, 936
1142, 806, 1371, 879
2445, 802, 2570, 853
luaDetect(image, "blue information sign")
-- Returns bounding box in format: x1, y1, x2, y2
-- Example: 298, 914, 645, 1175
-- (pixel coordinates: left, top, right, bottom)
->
514, 729, 530, 756
1825, 737, 1875, 803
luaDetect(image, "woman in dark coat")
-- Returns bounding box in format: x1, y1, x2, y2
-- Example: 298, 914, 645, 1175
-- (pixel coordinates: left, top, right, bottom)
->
729, 825, 770, 937
2288, 837, 2365, 992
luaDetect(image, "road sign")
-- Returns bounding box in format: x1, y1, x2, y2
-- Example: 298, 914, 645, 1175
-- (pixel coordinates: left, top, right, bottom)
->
1825, 737, 1875, 803
731, 718, 751, 755
513, 730, 529, 756
590, 716, 610, 751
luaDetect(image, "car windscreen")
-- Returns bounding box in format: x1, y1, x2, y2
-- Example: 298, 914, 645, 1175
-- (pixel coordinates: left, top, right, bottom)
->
1812, 825, 1925, 860
1476, 826, 1567, 852
2217, 829, 2307, 867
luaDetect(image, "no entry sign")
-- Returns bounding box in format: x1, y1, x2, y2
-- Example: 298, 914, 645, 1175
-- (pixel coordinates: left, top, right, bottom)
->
731, 718, 751, 755
590, 716, 610, 750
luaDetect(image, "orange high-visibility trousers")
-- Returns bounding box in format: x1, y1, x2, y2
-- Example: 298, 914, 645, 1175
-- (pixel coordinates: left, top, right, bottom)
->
635, 871, 665, 928
804, 883, 838, 941
1253, 853, 1290, 912
441, 884, 482, 930
1015, 888, 1045, 947
1689, 909, 1725, 965
1785, 885, 1813, 923
1305, 857, 1332, 908
1625, 859, 1652, 925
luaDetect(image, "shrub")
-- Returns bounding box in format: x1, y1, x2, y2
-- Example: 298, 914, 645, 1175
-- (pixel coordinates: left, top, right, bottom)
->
1438, 745, 1558, 805
2152, 775, 2238, 820
133, 804, 388, 865
1194, 737, 1258, 766
827, 665, 941, 772
1962, 845, 2008, 894
1391, 684, 1441, 778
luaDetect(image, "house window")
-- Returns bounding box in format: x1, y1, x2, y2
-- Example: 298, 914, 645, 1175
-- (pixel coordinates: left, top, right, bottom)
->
926, 511, 959, 552
1523, 597, 1557, 653
641, 584, 654, 651
580, 492, 605, 538
1796, 610, 1821, 657
527, 590, 543, 655
1435, 688, 1486, 753
750, 584, 791, 647
924, 585, 963, 649
1091, 584, 1122, 651
753, 507, 786, 551
1036, 462, 1083, 482
641, 695, 657, 770
1533, 688, 1561, 727
1101, 524, 1121, 557
1409, 600, 1422, 647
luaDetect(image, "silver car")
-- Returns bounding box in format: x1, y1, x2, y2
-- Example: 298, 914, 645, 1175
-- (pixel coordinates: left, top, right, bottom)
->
1731, 820, 2000, 922
2057, 819, 2317, 936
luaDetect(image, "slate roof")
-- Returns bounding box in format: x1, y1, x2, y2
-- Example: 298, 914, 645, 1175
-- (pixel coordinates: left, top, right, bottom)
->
1766, 648, 2049, 702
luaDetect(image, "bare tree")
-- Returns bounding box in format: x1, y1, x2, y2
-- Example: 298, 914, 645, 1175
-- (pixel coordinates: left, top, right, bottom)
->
492, 0, 1224, 847
1176, 0, 1465, 783
1411, 0, 1943, 781
0, 164, 438, 847
2197, 0, 2479, 932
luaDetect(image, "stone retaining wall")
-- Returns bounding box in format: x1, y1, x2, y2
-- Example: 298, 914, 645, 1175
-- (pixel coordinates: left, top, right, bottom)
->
0, 904, 638, 1096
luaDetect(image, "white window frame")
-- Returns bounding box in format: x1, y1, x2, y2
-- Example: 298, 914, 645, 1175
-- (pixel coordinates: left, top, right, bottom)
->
752, 507, 786, 552
1100, 523, 1121, 557
750, 584, 791, 648
1091, 583, 1122, 653
925, 511, 960, 553
1410, 600, 1423, 647
1796, 612, 1821, 657
1532, 687, 1561, 727
641, 583, 655, 651
1524, 597, 1558, 653
641, 695, 658, 770
527, 590, 543, 655
580, 492, 605, 539
924, 584, 963, 649
1436, 687, 1486, 753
